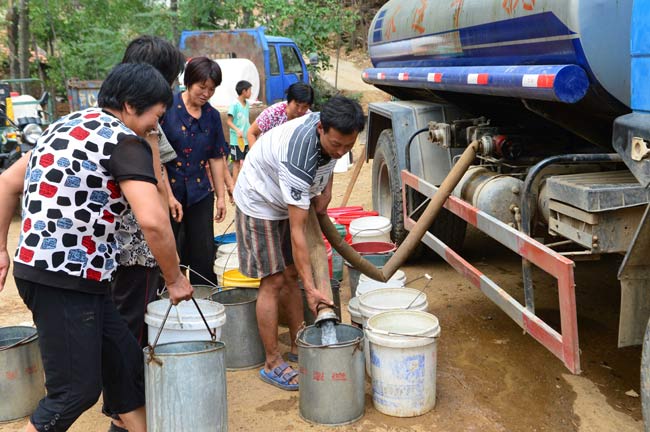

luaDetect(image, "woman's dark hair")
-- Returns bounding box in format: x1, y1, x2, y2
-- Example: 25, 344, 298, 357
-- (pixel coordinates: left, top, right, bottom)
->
98, 63, 173, 114
184, 57, 222, 88
320, 95, 365, 134
121, 35, 185, 86
286, 82, 314, 105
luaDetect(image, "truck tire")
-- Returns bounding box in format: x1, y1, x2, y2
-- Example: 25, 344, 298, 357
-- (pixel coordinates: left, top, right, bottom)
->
642, 317, 650, 431
371, 129, 467, 255
372, 129, 407, 244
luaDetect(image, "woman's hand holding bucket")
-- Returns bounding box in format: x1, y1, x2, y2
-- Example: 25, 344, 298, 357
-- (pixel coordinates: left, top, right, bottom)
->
165, 272, 194, 305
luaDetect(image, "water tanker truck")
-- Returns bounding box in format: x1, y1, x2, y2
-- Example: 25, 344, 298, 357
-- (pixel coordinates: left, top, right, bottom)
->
361, 0, 650, 424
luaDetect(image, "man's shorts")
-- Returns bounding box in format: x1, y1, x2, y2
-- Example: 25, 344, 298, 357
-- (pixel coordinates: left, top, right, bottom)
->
230, 145, 248, 161
234, 206, 293, 278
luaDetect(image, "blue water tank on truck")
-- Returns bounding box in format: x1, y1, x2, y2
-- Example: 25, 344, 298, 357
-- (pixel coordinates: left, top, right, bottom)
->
362, 1, 650, 424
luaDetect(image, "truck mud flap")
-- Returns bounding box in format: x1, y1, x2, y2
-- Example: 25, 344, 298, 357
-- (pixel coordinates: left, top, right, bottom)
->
402, 170, 580, 374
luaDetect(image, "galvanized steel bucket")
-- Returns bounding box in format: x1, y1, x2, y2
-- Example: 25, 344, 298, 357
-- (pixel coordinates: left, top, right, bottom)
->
144, 299, 227, 431
0, 326, 45, 422
211, 288, 265, 370
296, 323, 365, 426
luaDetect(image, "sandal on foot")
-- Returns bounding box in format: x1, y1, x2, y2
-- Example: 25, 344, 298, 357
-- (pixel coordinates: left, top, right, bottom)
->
286, 352, 298, 363
259, 362, 299, 391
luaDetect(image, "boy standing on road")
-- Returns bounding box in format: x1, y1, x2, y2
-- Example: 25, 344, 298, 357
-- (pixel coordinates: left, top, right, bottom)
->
227, 80, 252, 185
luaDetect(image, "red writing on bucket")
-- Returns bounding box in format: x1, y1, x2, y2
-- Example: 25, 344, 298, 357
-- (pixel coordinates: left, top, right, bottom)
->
331, 372, 347, 382
299, 367, 308, 375
25, 364, 39, 375
5, 370, 18, 380
312, 371, 325, 382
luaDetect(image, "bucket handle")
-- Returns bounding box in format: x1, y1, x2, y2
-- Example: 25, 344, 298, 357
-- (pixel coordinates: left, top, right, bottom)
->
0, 332, 38, 352
157, 265, 225, 298
146, 297, 217, 365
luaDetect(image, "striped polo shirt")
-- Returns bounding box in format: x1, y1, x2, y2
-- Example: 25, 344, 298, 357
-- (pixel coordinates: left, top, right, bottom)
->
233, 113, 336, 220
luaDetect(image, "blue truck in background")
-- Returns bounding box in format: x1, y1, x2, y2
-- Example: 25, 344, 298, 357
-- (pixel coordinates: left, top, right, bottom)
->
67, 27, 310, 111
360, 0, 650, 425
179, 27, 310, 105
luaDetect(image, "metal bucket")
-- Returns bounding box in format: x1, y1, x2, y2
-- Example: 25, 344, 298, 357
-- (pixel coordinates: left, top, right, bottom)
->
0, 326, 45, 422
144, 299, 227, 431
144, 341, 227, 431
211, 288, 265, 370
297, 324, 365, 426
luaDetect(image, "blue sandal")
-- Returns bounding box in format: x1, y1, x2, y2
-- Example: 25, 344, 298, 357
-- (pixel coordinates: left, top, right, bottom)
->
286, 352, 298, 363
259, 362, 299, 391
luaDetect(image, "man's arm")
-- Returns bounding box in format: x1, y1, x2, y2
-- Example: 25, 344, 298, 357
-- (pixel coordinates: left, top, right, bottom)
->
312, 176, 333, 215
288, 204, 334, 315
0, 153, 29, 291
120, 179, 192, 304
208, 157, 226, 222
247, 121, 262, 148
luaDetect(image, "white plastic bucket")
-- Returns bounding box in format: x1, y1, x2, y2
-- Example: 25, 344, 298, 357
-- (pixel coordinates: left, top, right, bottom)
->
358, 288, 428, 376
357, 270, 407, 297
347, 297, 363, 328
145, 299, 227, 346
213, 253, 240, 285
216, 242, 238, 260
349, 216, 392, 243
366, 310, 440, 417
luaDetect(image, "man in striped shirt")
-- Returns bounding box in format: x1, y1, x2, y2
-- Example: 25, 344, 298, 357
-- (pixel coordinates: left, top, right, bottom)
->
233, 96, 365, 391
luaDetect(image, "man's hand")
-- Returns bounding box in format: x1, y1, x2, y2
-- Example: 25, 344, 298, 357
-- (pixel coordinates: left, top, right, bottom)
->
236, 129, 243, 138
214, 197, 226, 222
165, 272, 193, 305
0, 249, 10, 293
169, 196, 183, 222
303, 284, 335, 316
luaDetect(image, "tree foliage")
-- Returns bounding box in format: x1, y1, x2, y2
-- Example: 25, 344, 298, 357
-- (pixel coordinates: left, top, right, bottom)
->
2, 0, 381, 96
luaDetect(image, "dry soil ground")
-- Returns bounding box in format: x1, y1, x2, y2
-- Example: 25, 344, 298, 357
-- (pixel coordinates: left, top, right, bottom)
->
0, 56, 645, 431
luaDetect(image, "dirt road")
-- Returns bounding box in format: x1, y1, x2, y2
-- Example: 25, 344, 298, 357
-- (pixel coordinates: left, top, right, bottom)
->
0, 138, 644, 431
0, 57, 645, 431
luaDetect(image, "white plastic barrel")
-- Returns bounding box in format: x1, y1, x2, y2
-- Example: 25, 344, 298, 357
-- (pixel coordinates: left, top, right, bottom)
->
349, 216, 392, 243
358, 288, 428, 376
366, 310, 440, 417
347, 297, 363, 328
356, 269, 407, 297
145, 299, 226, 346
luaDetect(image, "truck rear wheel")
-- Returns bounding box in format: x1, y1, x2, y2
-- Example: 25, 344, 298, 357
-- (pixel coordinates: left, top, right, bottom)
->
371, 128, 467, 255
642, 317, 650, 431
372, 129, 407, 244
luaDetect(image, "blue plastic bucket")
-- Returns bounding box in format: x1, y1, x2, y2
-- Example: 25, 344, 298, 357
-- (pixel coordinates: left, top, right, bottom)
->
214, 232, 237, 247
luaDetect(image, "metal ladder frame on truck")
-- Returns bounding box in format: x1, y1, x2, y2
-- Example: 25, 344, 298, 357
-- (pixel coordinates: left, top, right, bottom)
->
362, 3, 650, 412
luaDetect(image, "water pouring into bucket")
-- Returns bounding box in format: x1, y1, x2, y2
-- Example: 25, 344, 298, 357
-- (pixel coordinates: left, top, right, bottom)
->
305, 208, 340, 344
